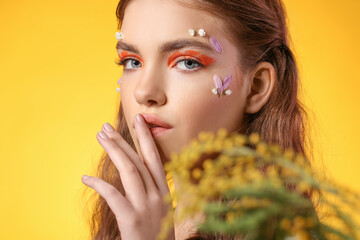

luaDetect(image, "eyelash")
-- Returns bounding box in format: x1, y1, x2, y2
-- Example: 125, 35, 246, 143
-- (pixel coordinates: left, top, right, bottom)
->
116, 58, 140, 72
115, 57, 205, 72
173, 57, 205, 73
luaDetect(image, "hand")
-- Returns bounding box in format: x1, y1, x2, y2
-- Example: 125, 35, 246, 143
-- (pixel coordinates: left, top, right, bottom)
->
81, 114, 175, 240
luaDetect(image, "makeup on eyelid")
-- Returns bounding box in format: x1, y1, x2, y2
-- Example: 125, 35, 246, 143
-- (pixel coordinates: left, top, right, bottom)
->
118, 50, 215, 69
118, 50, 144, 64
167, 50, 216, 68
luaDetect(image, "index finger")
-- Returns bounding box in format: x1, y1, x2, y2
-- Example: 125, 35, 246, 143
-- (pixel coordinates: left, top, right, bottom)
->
134, 114, 170, 196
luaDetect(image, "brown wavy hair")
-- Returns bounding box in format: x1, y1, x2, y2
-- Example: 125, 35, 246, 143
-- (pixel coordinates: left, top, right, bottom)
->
82, 0, 319, 239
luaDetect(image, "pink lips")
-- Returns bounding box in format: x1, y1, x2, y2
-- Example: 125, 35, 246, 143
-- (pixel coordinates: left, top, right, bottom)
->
136, 113, 173, 137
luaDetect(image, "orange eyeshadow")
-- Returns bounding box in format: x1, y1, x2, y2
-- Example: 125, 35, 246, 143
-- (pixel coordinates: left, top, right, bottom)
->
167, 50, 216, 68
118, 51, 143, 63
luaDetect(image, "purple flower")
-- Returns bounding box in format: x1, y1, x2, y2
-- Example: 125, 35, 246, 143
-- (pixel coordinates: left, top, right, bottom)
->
213, 74, 232, 97
209, 36, 223, 53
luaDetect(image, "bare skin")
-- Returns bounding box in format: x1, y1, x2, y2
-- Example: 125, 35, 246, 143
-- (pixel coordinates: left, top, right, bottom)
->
82, 0, 276, 239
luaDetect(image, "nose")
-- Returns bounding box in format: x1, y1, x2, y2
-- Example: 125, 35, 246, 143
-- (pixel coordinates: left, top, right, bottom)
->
134, 68, 167, 107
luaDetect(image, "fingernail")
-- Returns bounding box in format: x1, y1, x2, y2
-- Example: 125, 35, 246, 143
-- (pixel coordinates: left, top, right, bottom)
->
82, 175, 89, 182
99, 131, 109, 140
136, 114, 145, 125
104, 122, 115, 132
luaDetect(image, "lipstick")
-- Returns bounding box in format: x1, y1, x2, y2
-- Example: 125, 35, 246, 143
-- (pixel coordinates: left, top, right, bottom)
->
138, 113, 173, 137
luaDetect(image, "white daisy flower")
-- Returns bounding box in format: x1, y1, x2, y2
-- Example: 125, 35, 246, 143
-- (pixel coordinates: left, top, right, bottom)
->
198, 29, 206, 37
188, 29, 196, 36
115, 32, 124, 40
225, 89, 232, 95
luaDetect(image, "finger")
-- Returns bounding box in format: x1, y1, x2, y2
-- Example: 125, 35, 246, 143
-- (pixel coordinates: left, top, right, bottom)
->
96, 131, 148, 210
101, 123, 158, 194
81, 175, 133, 219
134, 114, 170, 197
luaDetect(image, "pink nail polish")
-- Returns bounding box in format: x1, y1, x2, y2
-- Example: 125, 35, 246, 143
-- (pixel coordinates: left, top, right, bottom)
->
82, 175, 89, 182
136, 114, 145, 125
99, 131, 109, 139
104, 122, 115, 132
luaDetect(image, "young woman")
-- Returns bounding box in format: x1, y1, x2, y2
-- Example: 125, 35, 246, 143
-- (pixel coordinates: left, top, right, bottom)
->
81, 0, 313, 239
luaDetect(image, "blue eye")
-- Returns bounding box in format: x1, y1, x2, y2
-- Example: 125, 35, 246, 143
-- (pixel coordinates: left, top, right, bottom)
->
177, 59, 201, 69
116, 57, 204, 72
174, 58, 204, 72
118, 58, 142, 70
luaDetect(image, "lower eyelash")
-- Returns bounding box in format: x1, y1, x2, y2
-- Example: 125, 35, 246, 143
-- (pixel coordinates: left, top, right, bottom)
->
116, 58, 142, 73
173, 58, 205, 73
115, 58, 138, 73
175, 58, 204, 67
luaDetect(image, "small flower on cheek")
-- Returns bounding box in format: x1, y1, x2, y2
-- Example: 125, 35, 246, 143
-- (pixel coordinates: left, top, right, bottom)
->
212, 74, 232, 98
225, 89, 232, 95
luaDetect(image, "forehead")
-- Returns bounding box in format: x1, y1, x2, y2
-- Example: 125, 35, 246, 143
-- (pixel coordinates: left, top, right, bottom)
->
121, 0, 224, 47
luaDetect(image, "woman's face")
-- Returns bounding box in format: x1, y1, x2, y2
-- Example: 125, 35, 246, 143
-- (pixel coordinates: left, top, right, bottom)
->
119, 0, 249, 162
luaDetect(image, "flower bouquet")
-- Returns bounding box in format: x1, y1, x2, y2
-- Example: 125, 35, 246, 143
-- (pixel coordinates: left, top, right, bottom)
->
158, 129, 360, 240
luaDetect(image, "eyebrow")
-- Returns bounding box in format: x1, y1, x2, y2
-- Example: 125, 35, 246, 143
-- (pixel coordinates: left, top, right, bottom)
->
116, 38, 214, 55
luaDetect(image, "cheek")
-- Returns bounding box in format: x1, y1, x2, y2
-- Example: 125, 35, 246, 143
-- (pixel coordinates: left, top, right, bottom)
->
179, 88, 244, 136
172, 71, 246, 132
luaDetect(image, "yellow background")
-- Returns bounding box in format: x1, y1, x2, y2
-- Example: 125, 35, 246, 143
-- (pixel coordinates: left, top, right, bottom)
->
0, 0, 359, 239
